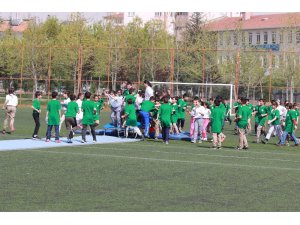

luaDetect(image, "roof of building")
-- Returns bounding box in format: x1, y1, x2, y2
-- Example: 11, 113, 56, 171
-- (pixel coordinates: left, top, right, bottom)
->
205, 13, 300, 31
0, 20, 29, 33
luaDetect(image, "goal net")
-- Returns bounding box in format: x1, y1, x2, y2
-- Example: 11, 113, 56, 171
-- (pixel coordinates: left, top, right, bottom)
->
151, 81, 235, 115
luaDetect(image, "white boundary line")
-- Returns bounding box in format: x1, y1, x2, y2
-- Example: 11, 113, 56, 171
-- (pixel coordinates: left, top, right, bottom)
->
28, 149, 300, 171
113, 142, 300, 157
77, 145, 300, 164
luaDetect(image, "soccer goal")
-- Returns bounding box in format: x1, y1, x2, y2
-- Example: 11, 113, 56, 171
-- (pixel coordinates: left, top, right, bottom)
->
151, 81, 235, 115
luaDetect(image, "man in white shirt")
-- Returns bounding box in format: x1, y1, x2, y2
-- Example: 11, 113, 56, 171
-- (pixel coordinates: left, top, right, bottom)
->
144, 80, 154, 101
2, 88, 18, 134
105, 90, 123, 127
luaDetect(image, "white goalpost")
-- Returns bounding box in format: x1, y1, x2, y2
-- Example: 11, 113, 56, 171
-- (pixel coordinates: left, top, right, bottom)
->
151, 81, 235, 116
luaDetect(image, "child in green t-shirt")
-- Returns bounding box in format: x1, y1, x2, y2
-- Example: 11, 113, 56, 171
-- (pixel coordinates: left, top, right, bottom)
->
46, 91, 61, 143
171, 97, 180, 135
122, 98, 144, 140
65, 94, 79, 143
81, 92, 97, 143
176, 93, 188, 133
32, 91, 42, 139
234, 97, 251, 150
93, 95, 104, 127
211, 100, 225, 149
158, 96, 172, 144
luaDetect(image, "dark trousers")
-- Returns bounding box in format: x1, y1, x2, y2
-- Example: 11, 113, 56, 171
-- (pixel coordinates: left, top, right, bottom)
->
32, 113, 40, 137
46, 125, 59, 140
65, 117, 77, 139
162, 126, 170, 142
177, 118, 185, 130
82, 124, 96, 141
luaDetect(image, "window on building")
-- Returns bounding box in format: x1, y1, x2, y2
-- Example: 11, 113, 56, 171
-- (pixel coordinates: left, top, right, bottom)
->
128, 12, 135, 17
233, 33, 238, 46
272, 31, 276, 44
155, 12, 162, 17
288, 30, 293, 43
241, 32, 245, 46
248, 32, 252, 45
256, 32, 260, 45
279, 31, 283, 44
219, 33, 223, 46
264, 32, 268, 44
296, 30, 300, 44
176, 12, 188, 16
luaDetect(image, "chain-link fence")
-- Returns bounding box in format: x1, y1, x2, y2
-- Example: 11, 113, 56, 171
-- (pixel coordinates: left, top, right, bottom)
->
1, 45, 300, 103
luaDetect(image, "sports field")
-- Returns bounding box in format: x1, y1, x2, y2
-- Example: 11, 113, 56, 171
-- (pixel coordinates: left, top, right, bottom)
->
0, 107, 300, 211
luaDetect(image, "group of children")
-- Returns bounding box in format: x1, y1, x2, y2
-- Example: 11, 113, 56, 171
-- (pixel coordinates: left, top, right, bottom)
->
233, 97, 299, 149
28, 79, 300, 149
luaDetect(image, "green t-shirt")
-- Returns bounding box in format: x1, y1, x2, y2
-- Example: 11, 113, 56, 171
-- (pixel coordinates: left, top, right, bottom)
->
246, 103, 253, 119
125, 94, 136, 105
124, 104, 137, 126
177, 99, 187, 119
171, 103, 179, 124
94, 101, 103, 121
270, 108, 280, 126
47, 99, 61, 125
237, 105, 251, 129
158, 103, 172, 128
82, 100, 96, 125
258, 105, 268, 126
285, 110, 297, 133
65, 101, 79, 118
211, 106, 224, 133
233, 101, 240, 113
220, 103, 226, 116
140, 100, 155, 112
225, 103, 231, 114
32, 98, 41, 114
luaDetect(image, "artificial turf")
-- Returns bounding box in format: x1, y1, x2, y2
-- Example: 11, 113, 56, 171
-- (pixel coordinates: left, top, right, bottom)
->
0, 107, 300, 211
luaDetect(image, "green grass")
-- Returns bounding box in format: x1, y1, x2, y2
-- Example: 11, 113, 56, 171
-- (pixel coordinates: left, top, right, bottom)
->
0, 108, 300, 211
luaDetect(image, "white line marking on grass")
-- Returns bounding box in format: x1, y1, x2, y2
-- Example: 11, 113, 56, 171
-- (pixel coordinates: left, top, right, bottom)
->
78, 145, 300, 164
114, 142, 300, 157
28, 149, 300, 171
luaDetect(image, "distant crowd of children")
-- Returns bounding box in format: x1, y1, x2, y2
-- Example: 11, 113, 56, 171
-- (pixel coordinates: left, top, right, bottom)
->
2, 80, 299, 149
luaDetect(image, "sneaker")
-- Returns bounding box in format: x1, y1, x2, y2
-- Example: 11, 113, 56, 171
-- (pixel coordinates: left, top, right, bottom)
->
81, 139, 86, 143
191, 140, 195, 143
217, 146, 222, 150
198, 140, 202, 144
276, 143, 284, 147
165, 141, 169, 145
55, 140, 61, 143
2, 130, 6, 135
202, 138, 207, 141
67, 139, 73, 144
294, 144, 299, 147
235, 146, 242, 150
46, 139, 50, 142
93, 140, 97, 143
211, 146, 217, 150
243, 146, 249, 150
154, 137, 158, 141
261, 140, 268, 144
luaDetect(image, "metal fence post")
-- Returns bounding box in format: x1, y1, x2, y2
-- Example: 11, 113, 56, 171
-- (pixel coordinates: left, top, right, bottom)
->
20, 45, 24, 103
235, 49, 240, 100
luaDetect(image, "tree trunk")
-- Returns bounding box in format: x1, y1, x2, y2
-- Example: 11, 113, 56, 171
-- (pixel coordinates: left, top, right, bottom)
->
32, 61, 38, 99
260, 80, 263, 99
286, 80, 289, 102
290, 76, 294, 103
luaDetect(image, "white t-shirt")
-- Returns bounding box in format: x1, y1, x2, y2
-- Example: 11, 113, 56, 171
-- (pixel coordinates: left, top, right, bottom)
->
135, 96, 144, 110
5, 94, 18, 107
145, 86, 154, 100
76, 99, 83, 120
277, 105, 287, 118
62, 98, 70, 113
203, 108, 211, 119
191, 106, 205, 119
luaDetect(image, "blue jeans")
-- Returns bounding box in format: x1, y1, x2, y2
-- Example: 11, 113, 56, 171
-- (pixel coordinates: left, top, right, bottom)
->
140, 111, 150, 137
280, 131, 299, 145
46, 125, 59, 140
